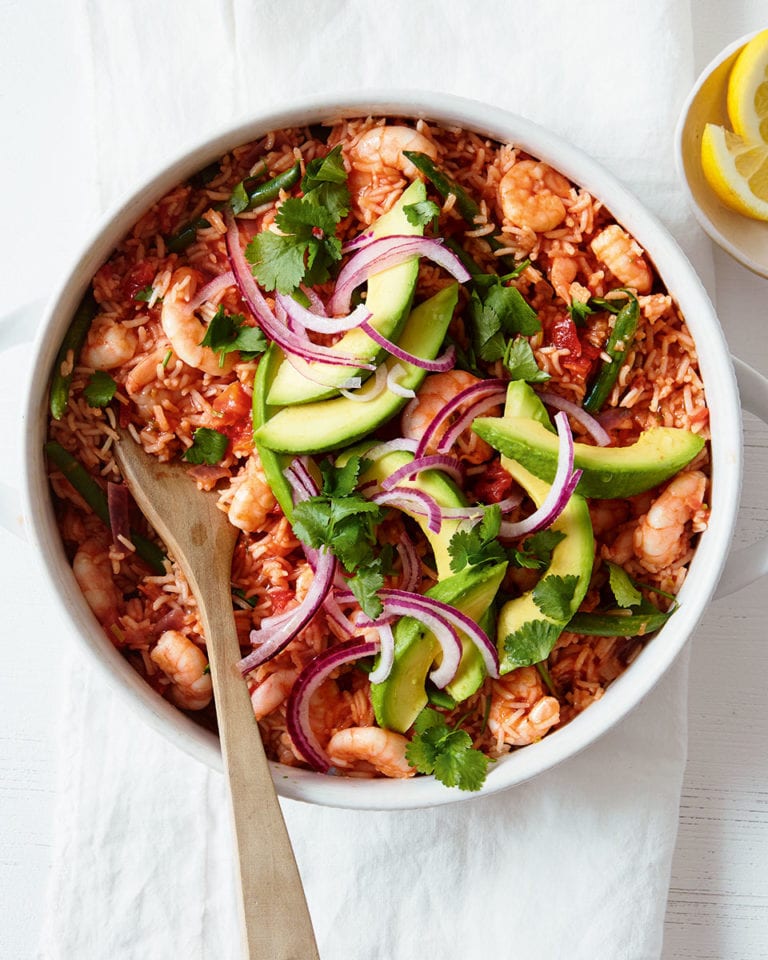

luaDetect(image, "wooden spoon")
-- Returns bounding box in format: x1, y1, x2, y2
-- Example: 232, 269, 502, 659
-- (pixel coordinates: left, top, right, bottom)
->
114, 430, 319, 960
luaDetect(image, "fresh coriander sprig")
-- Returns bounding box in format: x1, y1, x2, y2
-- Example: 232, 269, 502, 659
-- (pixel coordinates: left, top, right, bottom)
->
405, 708, 490, 792
199, 304, 268, 366
448, 504, 507, 573
290, 456, 386, 620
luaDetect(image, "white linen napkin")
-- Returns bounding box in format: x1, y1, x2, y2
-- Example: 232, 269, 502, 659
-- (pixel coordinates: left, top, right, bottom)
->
39, 2, 714, 957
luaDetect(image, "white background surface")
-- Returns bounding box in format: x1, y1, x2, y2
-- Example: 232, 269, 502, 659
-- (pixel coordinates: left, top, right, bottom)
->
1, 2, 768, 958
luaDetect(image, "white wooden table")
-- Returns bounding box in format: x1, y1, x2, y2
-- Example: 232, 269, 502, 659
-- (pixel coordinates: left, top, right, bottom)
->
2, 3, 767, 958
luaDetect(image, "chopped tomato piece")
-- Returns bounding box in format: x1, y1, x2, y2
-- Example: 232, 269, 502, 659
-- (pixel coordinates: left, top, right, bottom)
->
472, 459, 516, 504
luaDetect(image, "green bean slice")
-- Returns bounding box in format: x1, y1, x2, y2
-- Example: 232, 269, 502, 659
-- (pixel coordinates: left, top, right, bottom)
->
583, 295, 639, 414
49, 293, 98, 420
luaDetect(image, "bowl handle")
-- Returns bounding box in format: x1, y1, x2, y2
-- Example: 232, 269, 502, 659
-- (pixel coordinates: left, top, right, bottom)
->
0, 300, 45, 539
714, 356, 768, 599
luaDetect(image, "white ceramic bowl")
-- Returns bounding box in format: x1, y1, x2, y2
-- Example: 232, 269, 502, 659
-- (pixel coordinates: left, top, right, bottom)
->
15, 93, 768, 809
675, 30, 768, 278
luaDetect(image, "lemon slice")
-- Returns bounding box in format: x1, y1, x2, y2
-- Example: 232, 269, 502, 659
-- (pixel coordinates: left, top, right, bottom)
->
727, 28, 768, 144
701, 122, 768, 221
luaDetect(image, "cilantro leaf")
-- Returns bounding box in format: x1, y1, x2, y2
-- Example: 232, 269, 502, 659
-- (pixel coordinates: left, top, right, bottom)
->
182, 427, 229, 465
246, 231, 307, 294
503, 336, 550, 383
200, 305, 268, 366
134, 285, 155, 303
606, 561, 642, 608
511, 529, 566, 570
348, 564, 384, 621
448, 505, 506, 573
568, 298, 594, 327
503, 618, 562, 669
404, 199, 440, 228
320, 455, 368, 498
405, 708, 489, 792
301, 145, 350, 219
83, 371, 117, 408
533, 574, 579, 621
469, 282, 541, 363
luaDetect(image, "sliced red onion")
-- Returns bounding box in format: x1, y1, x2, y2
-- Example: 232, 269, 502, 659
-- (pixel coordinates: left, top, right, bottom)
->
368, 622, 395, 684
436, 391, 507, 455
498, 411, 581, 539
107, 482, 131, 552
365, 438, 419, 460
299, 284, 327, 316
396, 533, 421, 594
357, 595, 462, 689
338, 361, 388, 402
225, 214, 373, 370
381, 455, 463, 491
433, 491, 523, 521
386, 363, 416, 399
382, 588, 499, 680
415, 379, 507, 458
537, 390, 611, 447
289, 457, 319, 498
359, 320, 455, 373
329, 236, 470, 315
286, 637, 380, 772
341, 230, 375, 254
370, 487, 442, 533
276, 291, 372, 335
323, 592, 357, 638
238, 547, 336, 674
188, 270, 235, 312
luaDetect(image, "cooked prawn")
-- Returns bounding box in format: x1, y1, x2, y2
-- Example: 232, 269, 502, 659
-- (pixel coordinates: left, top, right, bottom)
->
150, 629, 212, 711
326, 726, 415, 778
499, 159, 571, 232
226, 455, 275, 532
488, 666, 560, 747
401, 370, 497, 464
347, 125, 437, 212
161, 268, 238, 376
73, 537, 120, 627
590, 225, 652, 294
250, 668, 298, 720
549, 256, 592, 307
81, 318, 138, 370
633, 470, 707, 572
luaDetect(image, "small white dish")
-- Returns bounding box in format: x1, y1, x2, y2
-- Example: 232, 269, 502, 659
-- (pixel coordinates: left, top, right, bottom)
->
675, 29, 768, 278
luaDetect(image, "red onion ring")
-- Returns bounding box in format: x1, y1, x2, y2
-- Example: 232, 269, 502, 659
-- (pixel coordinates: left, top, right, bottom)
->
381, 455, 463, 491
188, 270, 235, 312
436, 391, 507, 455
498, 411, 581, 539
370, 487, 442, 533
338, 362, 388, 402
386, 363, 416, 399
299, 284, 328, 317
537, 390, 611, 447
107, 482, 131, 553
415, 379, 507, 458
341, 230, 375, 254
238, 547, 336, 674
225, 214, 373, 370
368, 622, 395, 684
365, 438, 419, 460
396, 533, 421, 594
276, 291, 372, 335
329, 236, 470, 315
358, 319, 455, 373
286, 637, 380, 772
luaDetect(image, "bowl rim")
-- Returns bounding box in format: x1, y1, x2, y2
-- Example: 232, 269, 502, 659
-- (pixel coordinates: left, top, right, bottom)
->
23, 91, 742, 809
674, 28, 768, 279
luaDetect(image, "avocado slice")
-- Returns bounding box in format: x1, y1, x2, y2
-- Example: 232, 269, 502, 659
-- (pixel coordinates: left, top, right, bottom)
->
339, 442, 467, 581
266, 180, 427, 406
495, 382, 594, 675
252, 342, 295, 518
253, 284, 458, 455
472, 415, 705, 499
371, 561, 508, 733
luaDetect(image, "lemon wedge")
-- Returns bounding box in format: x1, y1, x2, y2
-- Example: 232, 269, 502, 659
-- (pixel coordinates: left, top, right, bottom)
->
701, 122, 768, 221
727, 28, 768, 144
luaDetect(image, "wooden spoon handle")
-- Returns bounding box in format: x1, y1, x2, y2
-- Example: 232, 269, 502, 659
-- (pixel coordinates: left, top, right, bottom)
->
193, 568, 319, 960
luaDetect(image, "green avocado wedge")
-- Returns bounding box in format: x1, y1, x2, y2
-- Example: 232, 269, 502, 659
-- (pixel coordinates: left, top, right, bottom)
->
253, 284, 458, 455
338, 442, 467, 581
472, 415, 705, 499
252, 342, 295, 518
495, 383, 594, 675
371, 561, 507, 733
266, 180, 426, 406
